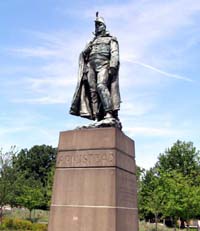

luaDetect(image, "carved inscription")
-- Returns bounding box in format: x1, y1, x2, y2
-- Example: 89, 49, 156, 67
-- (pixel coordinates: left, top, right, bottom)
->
56, 150, 115, 167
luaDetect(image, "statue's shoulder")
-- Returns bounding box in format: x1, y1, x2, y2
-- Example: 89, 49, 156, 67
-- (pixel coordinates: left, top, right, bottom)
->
105, 31, 118, 43
111, 36, 118, 42
106, 32, 118, 42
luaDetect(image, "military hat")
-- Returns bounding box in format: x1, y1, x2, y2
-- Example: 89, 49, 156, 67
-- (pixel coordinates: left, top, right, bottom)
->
95, 12, 106, 25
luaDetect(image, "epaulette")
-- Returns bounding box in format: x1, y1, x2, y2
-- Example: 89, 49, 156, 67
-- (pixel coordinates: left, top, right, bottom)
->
111, 36, 118, 42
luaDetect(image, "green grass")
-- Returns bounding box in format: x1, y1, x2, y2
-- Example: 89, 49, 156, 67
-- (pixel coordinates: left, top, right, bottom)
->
3, 209, 49, 224
139, 221, 170, 231
1, 210, 195, 231
139, 221, 194, 231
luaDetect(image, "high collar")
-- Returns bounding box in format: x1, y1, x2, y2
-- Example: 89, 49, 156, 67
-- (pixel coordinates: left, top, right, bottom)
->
94, 31, 110, 38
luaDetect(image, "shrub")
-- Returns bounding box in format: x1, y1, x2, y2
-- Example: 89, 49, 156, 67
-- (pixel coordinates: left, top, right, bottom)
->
32, 223, 47, 231
2, 217, 32, 230
0, 217, 47, 230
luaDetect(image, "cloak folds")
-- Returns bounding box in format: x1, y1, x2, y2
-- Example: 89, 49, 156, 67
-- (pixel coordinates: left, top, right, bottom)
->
69, 52, 121, 120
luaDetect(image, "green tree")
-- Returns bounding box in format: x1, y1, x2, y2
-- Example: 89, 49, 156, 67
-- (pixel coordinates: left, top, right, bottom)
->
0, 147, 18, 221
156, 140, 200, 180
161, 170, 200, 229
12, 145, 56, 209
13, 145, 56, 183
139, 140, 200, 227
155, 140, 200, 225
139, 168, 165, 231
15, 176, 45, 221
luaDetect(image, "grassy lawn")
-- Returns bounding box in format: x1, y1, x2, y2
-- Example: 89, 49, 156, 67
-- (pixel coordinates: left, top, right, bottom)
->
139, 221, 198, 231
1, 210, 197, 231
140, 222, 171, 231
3, 208, 49, 224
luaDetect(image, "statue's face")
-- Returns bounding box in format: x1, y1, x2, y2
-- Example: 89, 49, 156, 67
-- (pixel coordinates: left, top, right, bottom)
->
95, 21, 106, 35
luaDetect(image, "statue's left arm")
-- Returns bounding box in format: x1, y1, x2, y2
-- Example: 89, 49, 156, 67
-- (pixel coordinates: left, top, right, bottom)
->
109, 37, 120, 74
109, 37, 121, 112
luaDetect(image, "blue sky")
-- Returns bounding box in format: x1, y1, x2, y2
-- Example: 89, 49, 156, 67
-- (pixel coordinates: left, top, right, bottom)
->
1, 0, 200, 169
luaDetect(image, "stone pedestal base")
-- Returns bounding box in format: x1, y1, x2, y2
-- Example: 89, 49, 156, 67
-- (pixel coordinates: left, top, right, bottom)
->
48, 128, 138, 231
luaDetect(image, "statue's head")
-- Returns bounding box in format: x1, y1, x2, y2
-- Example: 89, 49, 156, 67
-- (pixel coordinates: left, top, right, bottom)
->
95, 12, 106, 36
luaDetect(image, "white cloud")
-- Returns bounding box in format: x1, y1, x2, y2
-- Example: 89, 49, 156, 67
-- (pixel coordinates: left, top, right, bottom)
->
12, 96, 66, 104
124, 59, 193, 82
124, 126, 181, 137
27, 76, 76, 89
8, 45, 67, 60
0, 126, 32, 136
1, 0, 200, 169
6, 0, 199, 98
8, 30, 87, 60
120, 100, 155, 117
9, 47, 62, 58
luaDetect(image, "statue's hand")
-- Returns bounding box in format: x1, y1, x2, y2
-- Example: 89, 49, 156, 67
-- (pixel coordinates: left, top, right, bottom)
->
109, 67, 117, 76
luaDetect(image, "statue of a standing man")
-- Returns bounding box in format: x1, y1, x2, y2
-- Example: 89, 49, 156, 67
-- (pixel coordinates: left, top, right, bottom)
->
70, 12, 121, 129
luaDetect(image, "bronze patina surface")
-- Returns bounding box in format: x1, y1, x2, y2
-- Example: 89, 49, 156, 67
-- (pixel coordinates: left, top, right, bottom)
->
70, 12, 121, 129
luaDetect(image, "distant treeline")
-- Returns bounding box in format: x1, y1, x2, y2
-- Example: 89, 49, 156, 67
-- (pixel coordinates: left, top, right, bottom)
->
1, 140, 200, 228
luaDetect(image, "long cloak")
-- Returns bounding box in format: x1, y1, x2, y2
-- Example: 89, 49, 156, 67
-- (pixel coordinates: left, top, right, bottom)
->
69, 51, 121, 120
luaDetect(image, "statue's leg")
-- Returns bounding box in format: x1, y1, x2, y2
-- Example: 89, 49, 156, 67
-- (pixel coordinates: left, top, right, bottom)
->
87, 65, 98, 119
96, 67, 113, 114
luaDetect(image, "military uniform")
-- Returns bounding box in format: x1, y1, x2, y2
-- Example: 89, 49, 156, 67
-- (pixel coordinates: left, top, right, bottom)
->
70, 14, 121, 121
83, 32, 120, 119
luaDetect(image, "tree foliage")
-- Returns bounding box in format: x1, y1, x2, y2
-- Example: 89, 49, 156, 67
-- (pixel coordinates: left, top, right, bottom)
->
13, 145, 56, 185
1, 140, 200, 224
162, 170, 200, 221
15, 176, 45, 220
0, 145, 56, 217
156, 140, 200, 179
138, 140, 200, 226
12, 145, 57, 209
0, 147, 18, 221
0, 147, 18, 206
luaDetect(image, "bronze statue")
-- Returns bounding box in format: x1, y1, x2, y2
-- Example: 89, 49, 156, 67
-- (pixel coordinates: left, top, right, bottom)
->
70, 12, 121, 129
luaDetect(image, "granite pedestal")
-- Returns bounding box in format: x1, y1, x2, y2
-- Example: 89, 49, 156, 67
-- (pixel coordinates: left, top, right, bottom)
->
48, 127, 138, 231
